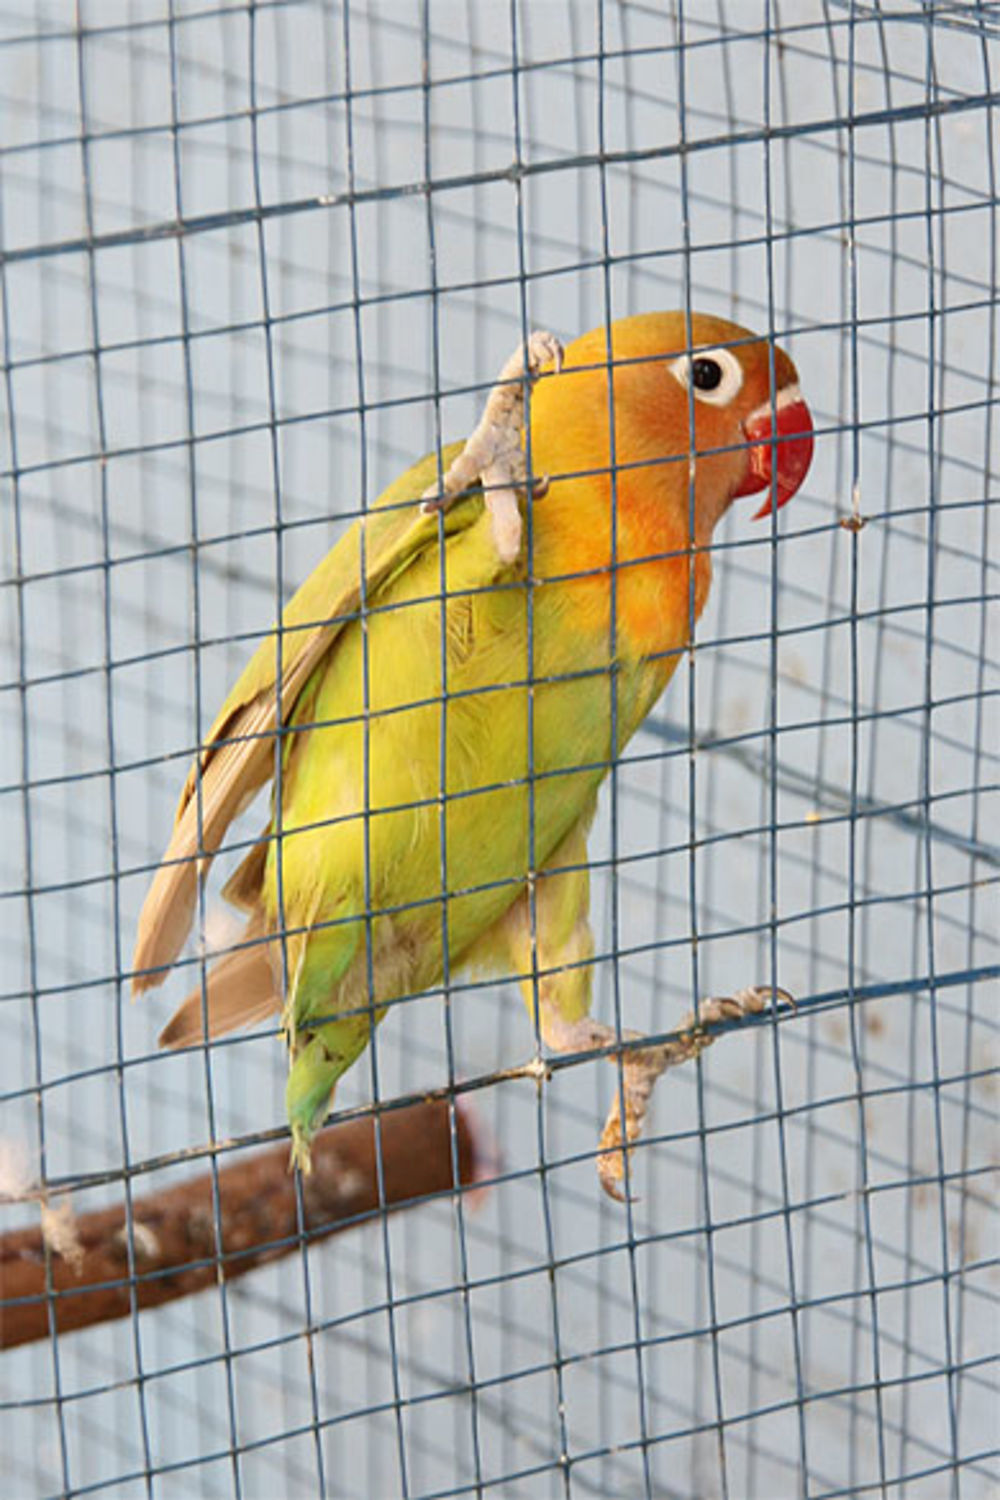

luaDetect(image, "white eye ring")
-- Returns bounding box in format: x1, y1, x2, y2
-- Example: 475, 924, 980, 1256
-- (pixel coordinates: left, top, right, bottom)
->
667, 345, 745, 407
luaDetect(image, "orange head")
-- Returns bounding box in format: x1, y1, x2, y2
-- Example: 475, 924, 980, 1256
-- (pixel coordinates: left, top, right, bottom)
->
525, 311, 813, 654
529, 310, 813, 535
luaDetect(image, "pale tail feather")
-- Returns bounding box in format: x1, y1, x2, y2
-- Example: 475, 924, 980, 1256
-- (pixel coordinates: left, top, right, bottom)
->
131, 705, 274, 992
158, 933, 281, 1049
221, 835, 270, 913
133, 622, 342, 993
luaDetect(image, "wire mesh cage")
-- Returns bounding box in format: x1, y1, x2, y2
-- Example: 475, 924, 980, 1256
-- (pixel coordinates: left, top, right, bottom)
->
1, 2, 997, 1497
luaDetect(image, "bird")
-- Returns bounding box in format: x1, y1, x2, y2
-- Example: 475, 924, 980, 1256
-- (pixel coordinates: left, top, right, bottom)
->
132, 311, 813, 1197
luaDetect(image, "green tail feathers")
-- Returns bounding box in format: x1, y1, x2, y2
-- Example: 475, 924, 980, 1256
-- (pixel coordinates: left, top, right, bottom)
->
285, 1022, 374, 1171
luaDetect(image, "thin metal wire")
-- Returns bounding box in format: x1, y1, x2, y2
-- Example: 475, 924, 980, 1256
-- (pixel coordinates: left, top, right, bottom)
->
509, 2, 576, 1492
164, 5, 245, 1494
675, 5, 732, 1494
0, 76, 73, 1500
920, 19, 963, 1495
598, 3, 655, 1495
841, 3, 890, 1489
950, 17, 998, 1482
420, 0, 484, 1489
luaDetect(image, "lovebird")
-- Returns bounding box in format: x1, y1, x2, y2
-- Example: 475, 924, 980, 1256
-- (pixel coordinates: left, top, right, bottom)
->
132, 312, 813, 1197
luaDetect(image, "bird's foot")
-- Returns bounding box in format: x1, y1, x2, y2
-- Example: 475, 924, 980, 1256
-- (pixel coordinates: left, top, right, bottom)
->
596, 984, 796, 1201
421, 329, 564, 563
533, 1010, 644, 1201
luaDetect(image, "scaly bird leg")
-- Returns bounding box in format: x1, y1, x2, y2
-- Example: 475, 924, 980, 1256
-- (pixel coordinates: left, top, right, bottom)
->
595, 985, 796, 1200
421, 329, 564, 564
490, 816, 794, 1201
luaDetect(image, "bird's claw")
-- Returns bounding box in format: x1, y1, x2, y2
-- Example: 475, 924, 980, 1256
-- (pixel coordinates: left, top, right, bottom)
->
726, 983, 797, 1016
289, 1125, 314, 1176
596, 1107, 644, 1202
596, 1149, 630, 1202
522, 328, 564, 379
676, 983, 796, 1053
595, 1037, 663, 1201
420, 329, 565, 564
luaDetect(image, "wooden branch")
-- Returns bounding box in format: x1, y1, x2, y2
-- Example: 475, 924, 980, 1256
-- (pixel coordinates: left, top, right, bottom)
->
1, 1099, 481, 1350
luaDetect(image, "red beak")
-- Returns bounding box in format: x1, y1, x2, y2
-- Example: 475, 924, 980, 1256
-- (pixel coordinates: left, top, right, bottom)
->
732, 384, 814, 518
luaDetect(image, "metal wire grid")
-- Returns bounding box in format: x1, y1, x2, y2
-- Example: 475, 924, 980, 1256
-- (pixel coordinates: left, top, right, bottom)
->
0, 1, 997, 1497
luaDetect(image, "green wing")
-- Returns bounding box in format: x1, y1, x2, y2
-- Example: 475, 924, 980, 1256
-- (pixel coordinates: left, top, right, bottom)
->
132, 441, 474, 990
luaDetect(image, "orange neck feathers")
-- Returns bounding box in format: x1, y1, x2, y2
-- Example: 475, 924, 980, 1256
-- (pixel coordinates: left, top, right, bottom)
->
525, 323, 721, 664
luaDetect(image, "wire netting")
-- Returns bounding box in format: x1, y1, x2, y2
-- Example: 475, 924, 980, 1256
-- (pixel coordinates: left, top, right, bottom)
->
1, 2, 997, 1497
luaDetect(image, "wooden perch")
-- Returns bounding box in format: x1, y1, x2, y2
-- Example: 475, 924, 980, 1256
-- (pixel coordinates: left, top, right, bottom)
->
1, 1098, 481, 1351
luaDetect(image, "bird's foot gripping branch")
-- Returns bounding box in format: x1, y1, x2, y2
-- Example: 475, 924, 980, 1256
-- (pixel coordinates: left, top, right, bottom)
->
592, 985, 796, 1198
420, 329, 564, 563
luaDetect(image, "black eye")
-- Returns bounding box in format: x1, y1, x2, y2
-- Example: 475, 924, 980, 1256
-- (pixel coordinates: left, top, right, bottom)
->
668, 346, 744, 403
691, 357, 723, 392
